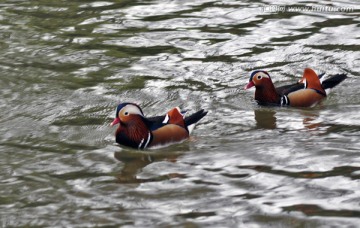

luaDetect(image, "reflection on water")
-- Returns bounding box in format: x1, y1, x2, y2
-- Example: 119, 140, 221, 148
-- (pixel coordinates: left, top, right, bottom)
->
254, 108, 326, 131
114, 150, 184, 184
254, 109, 277, 129
237, 164, 360, 179
0, 0, 359, 226
283, 204, 360, 218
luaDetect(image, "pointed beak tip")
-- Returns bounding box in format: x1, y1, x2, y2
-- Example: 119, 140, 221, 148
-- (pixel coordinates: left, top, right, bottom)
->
244, 81, 255, 90
110, 118, 120, 127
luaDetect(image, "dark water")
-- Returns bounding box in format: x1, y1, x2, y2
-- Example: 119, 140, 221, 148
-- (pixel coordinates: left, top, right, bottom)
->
0, 0, 359, 226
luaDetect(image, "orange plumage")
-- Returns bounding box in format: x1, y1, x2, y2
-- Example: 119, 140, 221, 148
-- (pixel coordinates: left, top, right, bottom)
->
111, 103, 207, 149
245, 68, 347, 107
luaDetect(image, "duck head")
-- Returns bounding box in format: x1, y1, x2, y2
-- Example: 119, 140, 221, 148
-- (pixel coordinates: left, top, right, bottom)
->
111, 102, 144, 126
245, 70, 280, 104
244, 70, 272, 89
111, 103, 152, 149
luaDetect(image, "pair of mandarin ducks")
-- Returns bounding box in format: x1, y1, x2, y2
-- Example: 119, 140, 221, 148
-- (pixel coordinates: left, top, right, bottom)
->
111, 68, 347, 149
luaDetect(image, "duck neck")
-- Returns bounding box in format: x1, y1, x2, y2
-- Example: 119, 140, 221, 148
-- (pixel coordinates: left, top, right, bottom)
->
116, 117, 152, 148
255, 83, 280, 105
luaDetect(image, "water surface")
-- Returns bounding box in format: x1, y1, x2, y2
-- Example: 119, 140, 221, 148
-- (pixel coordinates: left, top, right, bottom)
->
0, 0, 359, 227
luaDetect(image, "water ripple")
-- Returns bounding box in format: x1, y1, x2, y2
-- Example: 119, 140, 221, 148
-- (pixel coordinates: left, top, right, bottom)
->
0, 0, 359, 226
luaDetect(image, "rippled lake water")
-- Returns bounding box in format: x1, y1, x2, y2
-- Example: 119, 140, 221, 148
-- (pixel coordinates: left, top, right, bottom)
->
0, 0, 359, 227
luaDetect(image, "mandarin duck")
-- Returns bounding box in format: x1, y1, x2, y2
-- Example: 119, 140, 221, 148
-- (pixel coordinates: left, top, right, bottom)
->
110, 103, 207, 149
245, 68, 347, 107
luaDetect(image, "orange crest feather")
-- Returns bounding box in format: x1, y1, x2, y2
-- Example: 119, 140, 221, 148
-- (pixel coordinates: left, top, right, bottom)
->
166, 108, 185, 127
302, 68, 325, 93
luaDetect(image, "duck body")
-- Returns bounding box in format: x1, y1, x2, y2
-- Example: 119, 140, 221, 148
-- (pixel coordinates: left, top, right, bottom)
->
111, 103, 207, 149
245, 68, 347, 107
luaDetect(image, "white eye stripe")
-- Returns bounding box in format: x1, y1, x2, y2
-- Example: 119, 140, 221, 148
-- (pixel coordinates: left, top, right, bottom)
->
122, 105, 143, 116
256, 73, 269, 79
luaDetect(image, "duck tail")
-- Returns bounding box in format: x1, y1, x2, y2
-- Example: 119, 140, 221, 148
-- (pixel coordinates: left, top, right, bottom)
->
184, 109, 207, 127
318, 72, 325, 79
322, 73, 347, 90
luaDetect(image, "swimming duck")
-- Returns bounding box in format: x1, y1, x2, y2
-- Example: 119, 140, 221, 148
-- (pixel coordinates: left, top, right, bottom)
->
245, 68, 347, 107
111, 103, 207, 149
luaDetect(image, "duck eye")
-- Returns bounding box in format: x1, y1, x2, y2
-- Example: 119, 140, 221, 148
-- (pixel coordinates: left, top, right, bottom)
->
257, 75, 262, 80
124, 112, 129, 116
